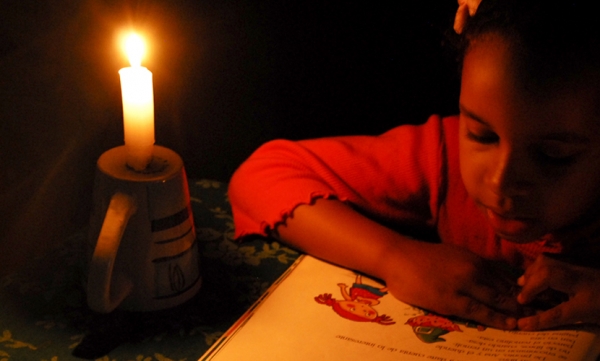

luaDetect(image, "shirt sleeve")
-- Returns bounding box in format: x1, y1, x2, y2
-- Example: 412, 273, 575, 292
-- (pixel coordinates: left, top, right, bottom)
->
228, 114, 450, 238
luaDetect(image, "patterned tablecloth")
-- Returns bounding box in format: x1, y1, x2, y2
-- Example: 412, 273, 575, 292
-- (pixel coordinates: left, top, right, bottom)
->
0, 179, 300, 361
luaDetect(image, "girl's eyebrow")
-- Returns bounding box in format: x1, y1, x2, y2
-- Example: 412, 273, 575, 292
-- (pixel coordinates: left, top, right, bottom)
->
459, 104, 491, 127
460, 104, 590, 144
543, 132, 590, 144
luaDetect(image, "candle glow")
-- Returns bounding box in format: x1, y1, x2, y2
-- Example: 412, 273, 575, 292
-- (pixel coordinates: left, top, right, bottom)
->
119, 33, 155, 171
123, 33, 145, 67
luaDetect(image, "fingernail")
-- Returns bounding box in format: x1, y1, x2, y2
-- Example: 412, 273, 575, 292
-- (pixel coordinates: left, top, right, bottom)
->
505, 317, 517, 329
518, 318, 533, 331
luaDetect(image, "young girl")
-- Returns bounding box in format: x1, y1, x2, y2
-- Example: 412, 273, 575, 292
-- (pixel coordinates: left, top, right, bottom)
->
228, 0, 600, 331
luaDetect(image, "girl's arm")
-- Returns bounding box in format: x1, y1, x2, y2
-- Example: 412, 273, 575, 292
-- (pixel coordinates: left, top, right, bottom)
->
275, 197, 521, 330
229, 116, 449, 241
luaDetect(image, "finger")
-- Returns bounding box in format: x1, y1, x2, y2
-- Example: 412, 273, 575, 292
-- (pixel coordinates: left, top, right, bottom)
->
517, 263, 553, 304
454, 295, 517, 330
454, 3, 469, 34
518, 302, 581, 331
466, 0, 481, 15
518, 277, 549, 305
467, 283, 521, 316
519, 263, 579, 304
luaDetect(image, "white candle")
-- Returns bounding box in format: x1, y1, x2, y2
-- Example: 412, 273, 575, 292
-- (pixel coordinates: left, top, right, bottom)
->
119, 33, 155, 171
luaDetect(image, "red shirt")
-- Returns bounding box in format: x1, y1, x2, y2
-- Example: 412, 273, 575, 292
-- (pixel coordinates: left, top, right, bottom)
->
229, 115, 564, 269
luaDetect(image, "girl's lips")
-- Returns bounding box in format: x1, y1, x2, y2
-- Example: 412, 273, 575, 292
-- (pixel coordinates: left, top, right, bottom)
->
486, 208, 536, 239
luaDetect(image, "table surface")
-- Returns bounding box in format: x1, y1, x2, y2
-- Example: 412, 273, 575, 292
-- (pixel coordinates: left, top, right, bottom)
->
0, 179, 300, 361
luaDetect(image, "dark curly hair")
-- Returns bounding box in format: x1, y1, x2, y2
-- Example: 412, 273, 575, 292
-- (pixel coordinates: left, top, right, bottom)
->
454, 0, 600, 91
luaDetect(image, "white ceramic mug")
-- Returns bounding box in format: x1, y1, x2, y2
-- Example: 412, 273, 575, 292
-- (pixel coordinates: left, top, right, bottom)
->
87, 145, 201, 313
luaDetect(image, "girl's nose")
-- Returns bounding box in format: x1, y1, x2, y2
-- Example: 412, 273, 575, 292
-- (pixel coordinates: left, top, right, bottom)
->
487, 147, 532, 198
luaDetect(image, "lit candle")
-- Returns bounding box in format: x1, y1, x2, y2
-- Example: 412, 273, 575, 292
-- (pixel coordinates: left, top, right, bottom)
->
119, 33, 155, 171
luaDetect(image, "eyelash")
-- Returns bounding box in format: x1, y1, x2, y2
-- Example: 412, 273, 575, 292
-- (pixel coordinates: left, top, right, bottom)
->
466, 130, 580, 166
466, 130, 499, 144
535, 151, 578, 167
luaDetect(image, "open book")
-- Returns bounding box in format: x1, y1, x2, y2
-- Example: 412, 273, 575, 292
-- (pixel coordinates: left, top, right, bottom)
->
199, 255, 600, 361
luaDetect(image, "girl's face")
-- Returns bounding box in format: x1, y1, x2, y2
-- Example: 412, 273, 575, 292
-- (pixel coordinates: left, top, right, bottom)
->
459, 34, 600, 243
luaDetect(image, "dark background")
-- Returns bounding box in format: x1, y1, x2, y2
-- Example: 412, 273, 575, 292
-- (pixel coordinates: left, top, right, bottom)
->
0, 0, 460, 275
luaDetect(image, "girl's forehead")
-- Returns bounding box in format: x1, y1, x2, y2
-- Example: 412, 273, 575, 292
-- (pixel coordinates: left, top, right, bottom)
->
461, 36, 600, 137
464, 34, 600, 102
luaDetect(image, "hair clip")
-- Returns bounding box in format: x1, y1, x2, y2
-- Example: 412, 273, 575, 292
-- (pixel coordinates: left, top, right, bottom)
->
454, 0, 481, 34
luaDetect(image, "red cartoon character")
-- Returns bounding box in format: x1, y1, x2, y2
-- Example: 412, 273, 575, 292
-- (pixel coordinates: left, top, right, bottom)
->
314, 274, 395, 325
406, 314, 462, 343
406, 313, 486, 343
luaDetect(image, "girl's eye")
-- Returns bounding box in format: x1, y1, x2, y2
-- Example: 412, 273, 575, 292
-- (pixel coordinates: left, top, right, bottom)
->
535, 142, 583, 166
536, 152, 577, 167
466, 130, 499, 144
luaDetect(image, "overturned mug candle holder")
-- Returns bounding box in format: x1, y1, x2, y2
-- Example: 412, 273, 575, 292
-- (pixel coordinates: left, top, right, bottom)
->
86, 145, 201, 313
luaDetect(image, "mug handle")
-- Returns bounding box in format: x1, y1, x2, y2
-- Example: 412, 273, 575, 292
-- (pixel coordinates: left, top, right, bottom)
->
87, 192, 137, 313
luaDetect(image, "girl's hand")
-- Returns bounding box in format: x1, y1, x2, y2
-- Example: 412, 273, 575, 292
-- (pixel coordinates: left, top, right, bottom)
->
382, 242, 521, 330
517, 254, 600, 330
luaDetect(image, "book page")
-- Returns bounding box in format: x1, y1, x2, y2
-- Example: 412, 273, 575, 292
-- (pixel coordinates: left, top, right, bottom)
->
201, 256, 600, 361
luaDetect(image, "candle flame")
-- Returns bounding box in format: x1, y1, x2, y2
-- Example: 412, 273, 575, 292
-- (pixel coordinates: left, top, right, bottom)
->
124, 33, 146, 67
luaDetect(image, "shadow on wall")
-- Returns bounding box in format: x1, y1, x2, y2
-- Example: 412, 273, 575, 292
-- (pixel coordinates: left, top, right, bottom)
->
0, 0, 459, 276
